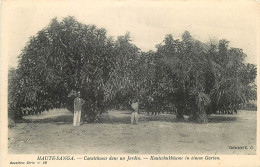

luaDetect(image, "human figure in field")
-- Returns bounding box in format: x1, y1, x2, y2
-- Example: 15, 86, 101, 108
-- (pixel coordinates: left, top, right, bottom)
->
73, 91, 85, 126
131, 98, 139, 125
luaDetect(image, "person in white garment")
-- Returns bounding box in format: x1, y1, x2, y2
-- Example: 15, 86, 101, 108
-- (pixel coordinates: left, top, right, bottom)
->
131, 98, 139, 125
73, 91, 85, 126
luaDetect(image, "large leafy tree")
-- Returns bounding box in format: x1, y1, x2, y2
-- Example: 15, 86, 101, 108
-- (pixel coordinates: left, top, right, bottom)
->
9, 16, 115, 122
209, 40, 257, 114
156, 32, 211, 122
104, 33, 141, 108
155, 31, 256, 123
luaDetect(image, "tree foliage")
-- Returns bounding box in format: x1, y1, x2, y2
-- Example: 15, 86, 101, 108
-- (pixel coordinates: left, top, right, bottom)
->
8, 17, 256, 124
9, 16, 115, 122
153, 31, 256, 123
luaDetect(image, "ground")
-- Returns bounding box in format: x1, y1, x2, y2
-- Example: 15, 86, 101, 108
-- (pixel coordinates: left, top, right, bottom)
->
8, 109, 256, 154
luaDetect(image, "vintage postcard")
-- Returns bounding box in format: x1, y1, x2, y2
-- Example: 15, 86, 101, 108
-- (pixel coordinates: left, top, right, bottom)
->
1, 0, 260, 166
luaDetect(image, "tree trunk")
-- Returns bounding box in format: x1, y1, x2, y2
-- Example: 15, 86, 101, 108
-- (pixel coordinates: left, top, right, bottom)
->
176, 104, 184, 120
196, 105, 208, 123
188, 111, 196, 121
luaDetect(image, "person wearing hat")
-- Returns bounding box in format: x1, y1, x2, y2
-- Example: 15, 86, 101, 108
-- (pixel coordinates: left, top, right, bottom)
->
73, 91, 85, 126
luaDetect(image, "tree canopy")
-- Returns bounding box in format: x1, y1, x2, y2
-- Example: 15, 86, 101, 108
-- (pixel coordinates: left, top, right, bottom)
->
8, 17, 257, 123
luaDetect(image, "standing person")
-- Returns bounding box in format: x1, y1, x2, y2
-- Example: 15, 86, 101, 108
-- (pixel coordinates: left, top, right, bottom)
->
73, 91, 85, 126
131, 98, 139, 125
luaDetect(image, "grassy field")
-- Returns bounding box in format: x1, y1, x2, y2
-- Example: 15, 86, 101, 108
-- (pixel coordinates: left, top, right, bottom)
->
8, 109, 256, 154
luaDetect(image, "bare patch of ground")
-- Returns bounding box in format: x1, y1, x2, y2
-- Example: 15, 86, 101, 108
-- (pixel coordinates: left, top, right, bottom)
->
8, 109, 256, 154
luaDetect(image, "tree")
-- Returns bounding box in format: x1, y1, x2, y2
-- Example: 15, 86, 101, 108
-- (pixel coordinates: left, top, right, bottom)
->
104, 33, 141, 108
155, 31, 256, 123
209, 40, 257, 114
8, 67, 21, 120
9, 16, 115, 122
156, 32, 211, 123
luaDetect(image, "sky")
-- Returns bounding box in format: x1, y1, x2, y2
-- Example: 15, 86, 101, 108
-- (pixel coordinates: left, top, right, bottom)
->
2, 0, 260, 68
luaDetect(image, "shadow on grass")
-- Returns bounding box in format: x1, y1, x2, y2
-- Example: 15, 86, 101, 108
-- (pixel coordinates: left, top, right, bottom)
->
21, 113, 239, 125
99, 114, 181, 124
208, 115, 238, 123
22, 115, 73, 124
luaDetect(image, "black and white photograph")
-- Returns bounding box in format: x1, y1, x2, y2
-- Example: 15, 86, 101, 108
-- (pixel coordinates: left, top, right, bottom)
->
1, 0, 259, 166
